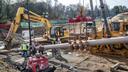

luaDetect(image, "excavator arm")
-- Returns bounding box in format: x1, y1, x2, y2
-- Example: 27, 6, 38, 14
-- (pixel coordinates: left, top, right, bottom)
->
12, 7, 51, 33
5, 7, 52, 48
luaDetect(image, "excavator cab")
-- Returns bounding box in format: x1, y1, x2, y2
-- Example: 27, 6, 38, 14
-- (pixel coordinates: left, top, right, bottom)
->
50, 26, 64, 38
110, 21, 125, 36
111, 22, 120, 32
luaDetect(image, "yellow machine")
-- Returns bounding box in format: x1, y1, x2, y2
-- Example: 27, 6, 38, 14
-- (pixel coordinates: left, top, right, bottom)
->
89, 13, 128, 57
67, 1, 128, 57
5, 7, 69, 48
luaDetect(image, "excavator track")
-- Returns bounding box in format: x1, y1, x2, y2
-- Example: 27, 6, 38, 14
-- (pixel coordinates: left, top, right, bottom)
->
69, 37, 128, 57
89, 44, 128, 57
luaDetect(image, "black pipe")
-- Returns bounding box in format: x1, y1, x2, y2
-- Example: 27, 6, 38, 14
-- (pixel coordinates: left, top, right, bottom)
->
26, 0, 32, 46
90, 0, 97, 38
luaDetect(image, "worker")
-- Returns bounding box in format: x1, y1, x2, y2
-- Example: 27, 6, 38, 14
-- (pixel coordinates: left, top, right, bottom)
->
30, 42, 37, 55
53, 37, 68, 63
20, 42, 28, 58
55, 30, 59, 38
43, 32, 48, 39
35, 43, 44, 54
46, 36, 52, 44
52, 37, 61, 57
56, 37, 61, 44
101, 20, 107, 37
72, 40, 79, 51
79, 40, 84, 52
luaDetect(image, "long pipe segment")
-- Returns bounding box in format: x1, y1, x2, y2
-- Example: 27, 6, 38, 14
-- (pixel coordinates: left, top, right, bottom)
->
87, 36, 128, 46
43, 43, 70, 49
43, 36, 128, 49
0, 36, 128, 53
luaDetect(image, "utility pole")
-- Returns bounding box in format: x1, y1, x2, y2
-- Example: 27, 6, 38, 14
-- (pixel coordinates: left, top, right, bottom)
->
90, 0, 97, 38
99, 0, 111, 38
26, 0, 32, 46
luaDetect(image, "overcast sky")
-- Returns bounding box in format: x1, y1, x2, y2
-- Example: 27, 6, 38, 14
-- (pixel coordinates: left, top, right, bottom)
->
36, 0, 128, 9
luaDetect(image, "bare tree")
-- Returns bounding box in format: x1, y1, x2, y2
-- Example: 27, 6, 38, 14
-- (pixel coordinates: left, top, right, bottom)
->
5, 0, 12, 19
0, 0, 3, 19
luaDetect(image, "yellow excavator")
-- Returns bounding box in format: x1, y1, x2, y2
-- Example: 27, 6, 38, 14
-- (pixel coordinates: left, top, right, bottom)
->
5, 7, 69, 49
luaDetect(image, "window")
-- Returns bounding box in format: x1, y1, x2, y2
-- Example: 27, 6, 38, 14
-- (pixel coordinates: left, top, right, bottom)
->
83, 22, 94, 33
86, 23, 93, 27
50, 27, 64, 38
111, 22, 120, 31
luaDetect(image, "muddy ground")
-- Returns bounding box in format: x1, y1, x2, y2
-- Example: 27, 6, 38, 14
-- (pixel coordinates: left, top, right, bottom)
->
0, 50, 128, 72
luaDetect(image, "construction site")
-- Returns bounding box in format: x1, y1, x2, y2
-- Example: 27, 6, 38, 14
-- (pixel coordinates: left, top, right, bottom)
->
0, 0, 128, 72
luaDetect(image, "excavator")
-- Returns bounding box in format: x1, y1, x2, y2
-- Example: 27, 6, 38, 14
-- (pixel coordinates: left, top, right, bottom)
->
1, 7, 77, 72
4, 7, 69, 49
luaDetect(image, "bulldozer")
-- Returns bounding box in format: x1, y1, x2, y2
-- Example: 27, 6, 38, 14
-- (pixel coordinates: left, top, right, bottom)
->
67, 1, 128, 57
66, 0, 128, 57
89, 12, 128, 57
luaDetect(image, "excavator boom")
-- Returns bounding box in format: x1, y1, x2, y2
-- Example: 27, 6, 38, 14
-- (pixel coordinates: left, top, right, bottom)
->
5, 7, 52, 48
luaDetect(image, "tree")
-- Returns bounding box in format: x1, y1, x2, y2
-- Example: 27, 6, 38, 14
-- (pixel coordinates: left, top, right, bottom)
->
94, 6, 100, 17
104, 4, 110, 17
0, 0, 3, 19
56, 3, 65, 19
0, 0, 8, 23
65, 4, 78, 18
111, 5, 128, 15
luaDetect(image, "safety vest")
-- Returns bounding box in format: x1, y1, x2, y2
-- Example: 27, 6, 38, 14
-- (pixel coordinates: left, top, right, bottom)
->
21, 44, 28, 51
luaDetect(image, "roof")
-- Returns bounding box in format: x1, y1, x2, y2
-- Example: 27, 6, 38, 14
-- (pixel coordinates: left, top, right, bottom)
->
68, 16, 93, 23
111, 12, 128, 22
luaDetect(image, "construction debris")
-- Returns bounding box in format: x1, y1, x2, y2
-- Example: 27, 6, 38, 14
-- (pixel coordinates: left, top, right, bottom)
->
110, 63, 128, 72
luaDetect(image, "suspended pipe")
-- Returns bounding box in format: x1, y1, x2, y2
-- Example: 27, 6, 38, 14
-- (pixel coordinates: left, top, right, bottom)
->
43, 36, 128, 49
1, 36, 128, 53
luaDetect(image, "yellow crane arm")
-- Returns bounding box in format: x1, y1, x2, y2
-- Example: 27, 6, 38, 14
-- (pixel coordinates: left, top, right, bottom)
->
5, 7, 52, 42
22, 14, 52, 30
